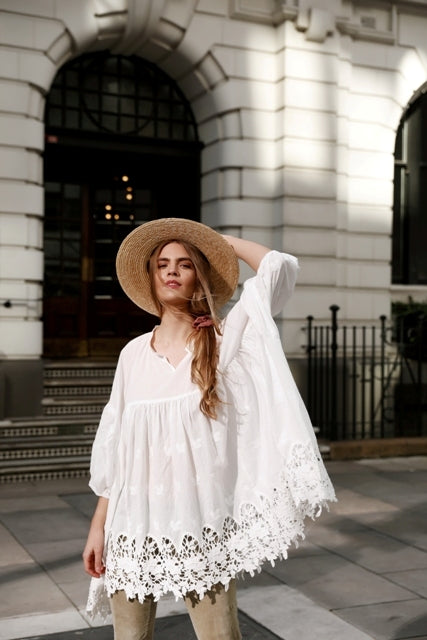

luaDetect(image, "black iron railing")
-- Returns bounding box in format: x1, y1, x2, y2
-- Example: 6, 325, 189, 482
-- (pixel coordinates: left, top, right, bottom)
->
305, 306, 427, 441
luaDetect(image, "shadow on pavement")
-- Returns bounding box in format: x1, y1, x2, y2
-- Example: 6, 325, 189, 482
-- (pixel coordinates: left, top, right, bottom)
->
391, 613, 427, 639
21, 611, 283, 640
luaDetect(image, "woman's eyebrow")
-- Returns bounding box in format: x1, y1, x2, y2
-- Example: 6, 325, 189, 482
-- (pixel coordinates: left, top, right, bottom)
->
157, 257, 193, 262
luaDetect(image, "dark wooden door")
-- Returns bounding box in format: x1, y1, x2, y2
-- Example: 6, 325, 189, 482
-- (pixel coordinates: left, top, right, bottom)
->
43, 142, 200, 357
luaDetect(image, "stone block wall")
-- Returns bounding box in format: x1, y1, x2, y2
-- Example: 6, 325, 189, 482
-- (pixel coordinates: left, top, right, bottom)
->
0, 0, 427, 415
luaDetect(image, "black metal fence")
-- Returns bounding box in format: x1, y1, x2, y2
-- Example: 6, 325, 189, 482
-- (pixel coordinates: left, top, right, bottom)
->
305, 306, 427, 441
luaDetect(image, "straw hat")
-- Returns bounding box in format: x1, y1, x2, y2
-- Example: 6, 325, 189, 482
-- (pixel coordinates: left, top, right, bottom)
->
116, 218, 239, 316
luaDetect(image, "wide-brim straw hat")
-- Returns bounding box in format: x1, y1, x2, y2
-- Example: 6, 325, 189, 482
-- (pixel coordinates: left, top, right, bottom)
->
116, 218, 239, 316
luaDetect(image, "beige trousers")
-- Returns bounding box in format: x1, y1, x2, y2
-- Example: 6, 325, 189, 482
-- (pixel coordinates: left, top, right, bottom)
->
110, 580, 242, 640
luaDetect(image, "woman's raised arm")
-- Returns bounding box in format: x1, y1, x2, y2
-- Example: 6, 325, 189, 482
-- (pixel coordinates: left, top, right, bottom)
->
221, 235, 270, 272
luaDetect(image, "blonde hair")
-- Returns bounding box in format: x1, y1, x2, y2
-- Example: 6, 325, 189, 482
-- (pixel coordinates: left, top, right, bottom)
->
149, 240, 222, 419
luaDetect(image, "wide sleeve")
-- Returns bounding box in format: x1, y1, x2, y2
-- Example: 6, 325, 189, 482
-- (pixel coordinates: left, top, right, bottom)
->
88, 353, 125, 498
220, 250, 299, 368
223, 251, 336, 511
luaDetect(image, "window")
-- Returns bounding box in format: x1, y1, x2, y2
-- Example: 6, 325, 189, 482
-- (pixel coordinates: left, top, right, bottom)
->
392, 91, 427, 284
45, 52, 198, 141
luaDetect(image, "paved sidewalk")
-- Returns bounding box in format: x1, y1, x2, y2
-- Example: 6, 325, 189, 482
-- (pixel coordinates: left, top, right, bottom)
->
0, 456, 426, 640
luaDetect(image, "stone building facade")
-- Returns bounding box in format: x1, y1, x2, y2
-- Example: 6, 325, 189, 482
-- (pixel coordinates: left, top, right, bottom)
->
1, 0, 426, 418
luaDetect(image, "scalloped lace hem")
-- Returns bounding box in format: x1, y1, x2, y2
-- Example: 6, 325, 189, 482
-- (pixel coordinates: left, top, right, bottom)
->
86, 442, 335, 620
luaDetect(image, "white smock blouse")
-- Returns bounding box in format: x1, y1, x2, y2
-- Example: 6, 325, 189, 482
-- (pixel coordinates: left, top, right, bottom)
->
86, 251, 336, 618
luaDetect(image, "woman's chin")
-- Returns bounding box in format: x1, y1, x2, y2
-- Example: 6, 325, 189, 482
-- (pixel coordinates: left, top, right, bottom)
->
159, 298, 191, 313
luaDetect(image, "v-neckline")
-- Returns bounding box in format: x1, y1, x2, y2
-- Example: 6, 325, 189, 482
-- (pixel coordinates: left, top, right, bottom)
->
150, 329, 192, 371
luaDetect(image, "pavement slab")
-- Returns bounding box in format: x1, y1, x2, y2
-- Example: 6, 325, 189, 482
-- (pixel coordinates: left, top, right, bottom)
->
237, 585, 372, 640
0, 523, 34, 567
20, 611, 283, 640
326, 487, 399, 515
0, 612, 88, 640
0, 495, 70, 514
0, 508, 90, 545
61, 493, 99, 520
356, 509, 427, 552
383, 567, 427, 598
0, 563, 76, 619
0, 456, 426, 640
265, 551, 415, 609
331, 471, 427, 510
25, 538, 89, 583
334, 599, 427, 640
307, 527, 427, 573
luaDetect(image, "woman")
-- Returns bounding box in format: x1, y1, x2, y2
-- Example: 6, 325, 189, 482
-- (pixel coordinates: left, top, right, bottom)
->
83, 218, 335, 640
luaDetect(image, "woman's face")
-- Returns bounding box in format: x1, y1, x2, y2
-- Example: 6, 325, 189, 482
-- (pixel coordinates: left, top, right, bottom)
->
153, 242, 197, 309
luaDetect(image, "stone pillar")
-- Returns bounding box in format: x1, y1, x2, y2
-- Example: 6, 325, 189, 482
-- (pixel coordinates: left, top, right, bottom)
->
0, 2, 93, 417
0, 10, 56, 416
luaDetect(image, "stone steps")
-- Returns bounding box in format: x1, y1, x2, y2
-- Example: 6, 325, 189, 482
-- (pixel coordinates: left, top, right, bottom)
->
0, 361, 114, 483
0, 459, 92, 483
0, 417, 98, 438
1, 434, 92, 480
42, 396, 108, 416
0, 435, 94, 459
44, 379, 113, 397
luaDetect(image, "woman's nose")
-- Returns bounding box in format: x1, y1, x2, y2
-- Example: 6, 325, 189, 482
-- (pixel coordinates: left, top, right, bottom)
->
167, 264, 179, 275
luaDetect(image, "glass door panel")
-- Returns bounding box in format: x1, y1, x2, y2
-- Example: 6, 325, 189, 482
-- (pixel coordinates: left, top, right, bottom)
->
44, 182, 82, 299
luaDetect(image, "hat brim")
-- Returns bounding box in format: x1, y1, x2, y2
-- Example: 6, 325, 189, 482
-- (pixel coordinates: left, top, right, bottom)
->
116, 218, 239, 316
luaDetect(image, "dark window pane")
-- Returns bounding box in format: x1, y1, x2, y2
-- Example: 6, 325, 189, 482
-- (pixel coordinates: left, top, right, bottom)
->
48, 108, 62, 127
65, 90, 79, 108
392, 94, 427, 284
45, 182, 61, 193
45, 52, 198, 141
45, 239, 61, 257
64, 184, 80, 199
65, 110, 79, 129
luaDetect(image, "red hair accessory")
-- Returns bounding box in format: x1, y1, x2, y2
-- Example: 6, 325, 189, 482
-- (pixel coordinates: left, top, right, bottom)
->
192, 315, 214, 329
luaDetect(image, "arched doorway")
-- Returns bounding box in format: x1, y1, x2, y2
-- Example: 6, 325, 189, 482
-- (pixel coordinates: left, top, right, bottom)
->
43, 52, 202, 358
392, 89, 427, 285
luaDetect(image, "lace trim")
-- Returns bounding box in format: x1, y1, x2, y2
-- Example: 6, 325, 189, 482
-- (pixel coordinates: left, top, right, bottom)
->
86, 442, 335, 618
86, 576, 112, 622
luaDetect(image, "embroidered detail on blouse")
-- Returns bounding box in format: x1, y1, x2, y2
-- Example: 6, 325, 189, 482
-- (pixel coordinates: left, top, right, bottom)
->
86, 442, 335, 618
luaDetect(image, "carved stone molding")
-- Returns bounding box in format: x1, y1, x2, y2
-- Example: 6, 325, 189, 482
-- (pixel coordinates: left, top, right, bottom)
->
94, 0, 127, 41
112, 0, 167, 55
337, 3, 397, 44
229, 0, 298, 25
296, 7, 335, 42
229, 0, 419, 45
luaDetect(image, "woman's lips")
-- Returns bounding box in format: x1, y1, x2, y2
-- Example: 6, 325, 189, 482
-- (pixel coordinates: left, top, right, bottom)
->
166, 280, 180, 288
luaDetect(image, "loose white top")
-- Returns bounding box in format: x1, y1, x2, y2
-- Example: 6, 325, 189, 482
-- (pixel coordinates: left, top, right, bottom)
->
86, 251, 336, 618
